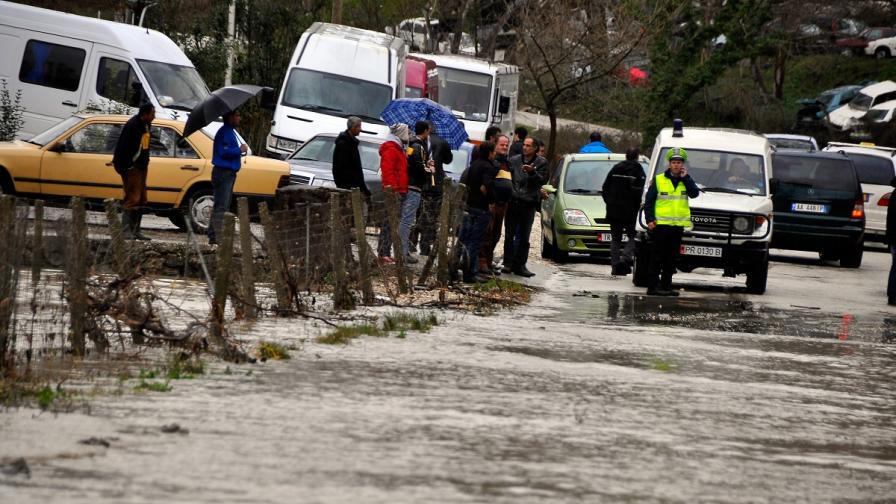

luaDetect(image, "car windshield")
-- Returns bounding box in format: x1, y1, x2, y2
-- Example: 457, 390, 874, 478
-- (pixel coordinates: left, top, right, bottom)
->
137, 60, 209, 111
850, 92, 873, 111
27, 116, 82, 146
769, 138, 815, 150
656, 148, 766, 195
289, 136, 381, 172
817, 92, 836, 107
866, 109, 888, 121
564, 160, 648, 194
845, 152, 895, 184
282, 68, 391, 123
437, 67, 493, 122
772, 154, 858, 191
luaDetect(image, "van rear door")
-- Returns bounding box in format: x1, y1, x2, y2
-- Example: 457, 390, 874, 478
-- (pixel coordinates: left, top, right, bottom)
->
15, 34, 93, 135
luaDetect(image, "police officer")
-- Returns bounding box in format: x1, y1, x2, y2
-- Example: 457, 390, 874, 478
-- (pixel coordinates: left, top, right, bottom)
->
644, 147, 699, 296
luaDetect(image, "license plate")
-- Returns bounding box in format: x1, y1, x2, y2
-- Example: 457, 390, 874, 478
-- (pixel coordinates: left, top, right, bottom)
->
680, 245, 722, 257
598, 233, 628, 242
791, 202, 829, 214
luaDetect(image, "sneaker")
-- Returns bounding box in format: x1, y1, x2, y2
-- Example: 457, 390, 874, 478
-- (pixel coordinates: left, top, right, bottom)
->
611, 265, 628, 276
379, 256, 395, 265
405, 254, 419, 264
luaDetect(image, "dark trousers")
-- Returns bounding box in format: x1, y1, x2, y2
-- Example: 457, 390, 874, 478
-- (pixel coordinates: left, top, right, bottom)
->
479, 202, 507, 269
207, 166, 238, 242
458, 207, 491, 280
410, 191, 441, 254
647, 225, 684, 290
503, 202, 537, 270
377, 193, 407, 258
889, 245, 896, 300
120, 166, 148, 211
609, 217, 637, 267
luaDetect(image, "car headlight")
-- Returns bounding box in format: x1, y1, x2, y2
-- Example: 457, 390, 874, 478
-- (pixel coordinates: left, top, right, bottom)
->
311, 178, 337, 188
563, 209, 591, 226
732, 216, 752, 233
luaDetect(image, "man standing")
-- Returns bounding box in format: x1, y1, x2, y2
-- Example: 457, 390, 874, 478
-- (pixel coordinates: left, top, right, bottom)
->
207, 109, 248, 245
377, 123, 410, 263
580, 131, 611, 153
643, 148, 699, 296
112, 103, 155, 240
402, 121, 431, 264
332, 116, 370, 198
602, 147, 646, 276
503, 137, 548, 277
478, 134, 511, 274
411, 120, 453, 256
458, 142, 496, 283
509, 126, 527, 158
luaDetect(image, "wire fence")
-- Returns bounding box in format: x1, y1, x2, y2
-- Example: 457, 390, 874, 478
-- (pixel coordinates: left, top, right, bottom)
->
0, 180, 473, 378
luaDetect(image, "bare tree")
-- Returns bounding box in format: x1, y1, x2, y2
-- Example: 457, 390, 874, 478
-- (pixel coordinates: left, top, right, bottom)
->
515, 0, 672, 160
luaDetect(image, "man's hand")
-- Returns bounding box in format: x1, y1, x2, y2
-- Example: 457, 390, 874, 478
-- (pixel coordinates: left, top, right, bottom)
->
648, 221, 656, 231
240, 143, 249, 154
680, 165, 688, 177
523, 164, 534, 173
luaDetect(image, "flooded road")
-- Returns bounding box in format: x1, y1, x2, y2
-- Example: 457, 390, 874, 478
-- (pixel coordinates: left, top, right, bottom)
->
2, 246, 896, 502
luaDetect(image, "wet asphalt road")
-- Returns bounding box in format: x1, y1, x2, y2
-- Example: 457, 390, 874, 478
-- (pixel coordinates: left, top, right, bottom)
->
1, 243, 895, 502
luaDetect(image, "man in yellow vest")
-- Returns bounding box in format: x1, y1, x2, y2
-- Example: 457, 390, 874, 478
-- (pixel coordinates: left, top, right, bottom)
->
644, 147, 700, 296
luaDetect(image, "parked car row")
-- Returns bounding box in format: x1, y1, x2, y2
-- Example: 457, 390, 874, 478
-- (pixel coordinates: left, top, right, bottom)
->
796, 80, 896, 144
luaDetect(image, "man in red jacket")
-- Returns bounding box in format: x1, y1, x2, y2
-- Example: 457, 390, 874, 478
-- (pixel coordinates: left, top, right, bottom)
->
377, 123, 410, 262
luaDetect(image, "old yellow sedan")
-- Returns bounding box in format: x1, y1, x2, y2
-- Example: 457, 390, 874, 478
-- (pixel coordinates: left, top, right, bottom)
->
0, 114, 290, 230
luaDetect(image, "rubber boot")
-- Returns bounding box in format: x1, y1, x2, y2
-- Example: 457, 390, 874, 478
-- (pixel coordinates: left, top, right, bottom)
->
121, 211, 135, 240
132, 213, 150, 241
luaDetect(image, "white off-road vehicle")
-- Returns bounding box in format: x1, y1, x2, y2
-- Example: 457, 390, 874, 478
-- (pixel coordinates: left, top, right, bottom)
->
633, 125, 775, 294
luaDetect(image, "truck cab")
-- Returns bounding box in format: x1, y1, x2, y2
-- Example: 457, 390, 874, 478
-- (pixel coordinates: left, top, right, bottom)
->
633, 126, 774, 294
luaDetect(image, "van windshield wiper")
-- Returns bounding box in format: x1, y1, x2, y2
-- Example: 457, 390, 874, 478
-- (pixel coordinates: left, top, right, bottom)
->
566, 188, 599, 194
352, 113, 385, 124
701, 186, 757, 196
298, 104, 343, 113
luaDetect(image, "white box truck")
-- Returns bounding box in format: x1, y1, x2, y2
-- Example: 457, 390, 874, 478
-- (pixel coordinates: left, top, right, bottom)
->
265, 23, 407, 158
413, 53, 518, 142
0, 1, 211, 138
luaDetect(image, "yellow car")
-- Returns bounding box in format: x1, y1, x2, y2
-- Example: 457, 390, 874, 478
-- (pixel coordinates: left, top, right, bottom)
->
0, 114, 290, 230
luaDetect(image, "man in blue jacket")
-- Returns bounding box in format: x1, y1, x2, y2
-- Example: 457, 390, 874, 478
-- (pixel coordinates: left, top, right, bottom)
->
207, 109, 248, 245
579, 131, 611, 153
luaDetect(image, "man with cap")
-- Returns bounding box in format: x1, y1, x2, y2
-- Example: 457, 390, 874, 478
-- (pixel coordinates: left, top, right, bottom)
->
643, 147, 699, 296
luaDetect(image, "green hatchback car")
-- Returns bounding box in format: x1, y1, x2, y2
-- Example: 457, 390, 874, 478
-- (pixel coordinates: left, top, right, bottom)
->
541, 153, 649, 262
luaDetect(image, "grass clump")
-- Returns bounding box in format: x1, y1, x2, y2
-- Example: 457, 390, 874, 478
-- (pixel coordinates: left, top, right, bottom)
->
649, 357, 676, 373
318, 312, 440, 345
165, 354, 205, 379
255, 341, 291, 361
133, 379, 172, 392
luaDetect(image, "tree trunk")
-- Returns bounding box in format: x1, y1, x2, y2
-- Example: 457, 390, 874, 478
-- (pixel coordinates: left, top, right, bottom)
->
773, 45, 787, 100
547, 106, 558, 165
331, 0, 342, 24
451, 0, 472, 54
750, 56, 771, 104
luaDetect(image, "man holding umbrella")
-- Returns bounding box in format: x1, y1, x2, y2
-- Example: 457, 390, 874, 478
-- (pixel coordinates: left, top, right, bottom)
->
207, 109, 248, 245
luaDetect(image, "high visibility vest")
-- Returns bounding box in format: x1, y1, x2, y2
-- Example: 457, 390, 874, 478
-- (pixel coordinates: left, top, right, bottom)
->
654, 174, 690, 226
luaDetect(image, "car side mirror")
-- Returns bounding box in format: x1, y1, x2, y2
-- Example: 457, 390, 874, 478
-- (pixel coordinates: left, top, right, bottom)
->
47, 142, 65, 153
769, 177, 779, 194
498, 96, 510, 114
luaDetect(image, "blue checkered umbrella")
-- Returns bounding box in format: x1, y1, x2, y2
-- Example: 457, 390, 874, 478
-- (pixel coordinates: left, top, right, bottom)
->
381, 98, 469, 149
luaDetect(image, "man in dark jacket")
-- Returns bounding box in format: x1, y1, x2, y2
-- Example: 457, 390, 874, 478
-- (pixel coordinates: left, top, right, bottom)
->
112, 103, 155, 240
411, 120, 453, 256
888, 177, 896, 306
478, 134, 511, 274
602, 148, 646, 275
332, 116, 370, 197
502, 137, 548, 277
509, 126, 527, 158
458, 142, 496, 283
402, 121, 431, 263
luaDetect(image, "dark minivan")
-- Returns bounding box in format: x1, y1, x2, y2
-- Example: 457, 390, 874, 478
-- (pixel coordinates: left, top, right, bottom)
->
770, 151, 866, 267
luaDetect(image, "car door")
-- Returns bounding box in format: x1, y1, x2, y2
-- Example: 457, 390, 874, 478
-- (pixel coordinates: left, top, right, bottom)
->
847, 152, 896, 234
145, 125, 206, 205
39, 119, 124, 200
542, 161, 562, 238
16, 36, 93, 135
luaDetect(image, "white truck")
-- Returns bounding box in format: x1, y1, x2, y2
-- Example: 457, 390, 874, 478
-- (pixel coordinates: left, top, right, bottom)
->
0, 1, 210, 138
413, 53, 518, 142
265, 23, 407, 158
633, 126, 775, 294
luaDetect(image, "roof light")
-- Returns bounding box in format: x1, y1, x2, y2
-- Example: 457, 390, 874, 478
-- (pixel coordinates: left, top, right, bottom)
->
860, 141, 876, 147
672, 119, 684, 138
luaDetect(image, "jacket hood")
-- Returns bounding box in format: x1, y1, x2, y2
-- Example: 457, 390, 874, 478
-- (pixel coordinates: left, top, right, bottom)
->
383, 134, 404, 149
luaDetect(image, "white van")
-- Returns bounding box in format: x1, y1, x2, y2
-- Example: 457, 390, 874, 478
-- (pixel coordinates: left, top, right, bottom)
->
0, 1, 210, 138
265, 23, 407, 158
411, 53, 518, 142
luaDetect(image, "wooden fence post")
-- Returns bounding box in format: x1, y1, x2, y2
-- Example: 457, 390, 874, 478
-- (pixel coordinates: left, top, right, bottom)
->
210, 212, 235, 345
104, 199, 128, 278
237, 198, 257, 319
31, 200, 43, 285
0, 196, 16, 372
68, 197, 88, 357
447, 184, 468, 276
351, 188, 374, 304
330, 192, 353, 309
385, 189, 408, 294
259, 202, 292, 314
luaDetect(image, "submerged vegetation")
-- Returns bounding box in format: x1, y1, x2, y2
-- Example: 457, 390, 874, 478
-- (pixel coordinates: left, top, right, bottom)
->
317, 312, 441, 345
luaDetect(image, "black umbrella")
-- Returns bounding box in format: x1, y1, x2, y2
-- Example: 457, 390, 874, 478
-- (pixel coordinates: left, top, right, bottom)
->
182, 84, 272, 138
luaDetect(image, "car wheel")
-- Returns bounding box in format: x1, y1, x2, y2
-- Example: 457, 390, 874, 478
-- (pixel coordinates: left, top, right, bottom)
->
552, 229, 568, 263
541, 233, 555, 259
840, 238, 864, 268
173, 188, 214, 234
632, 241, 650, 287
745, 255, 769, 295
876, 47, 891, 59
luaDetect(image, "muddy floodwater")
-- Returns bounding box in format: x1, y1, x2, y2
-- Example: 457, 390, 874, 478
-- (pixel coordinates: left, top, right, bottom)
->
2, 246, 896, 503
